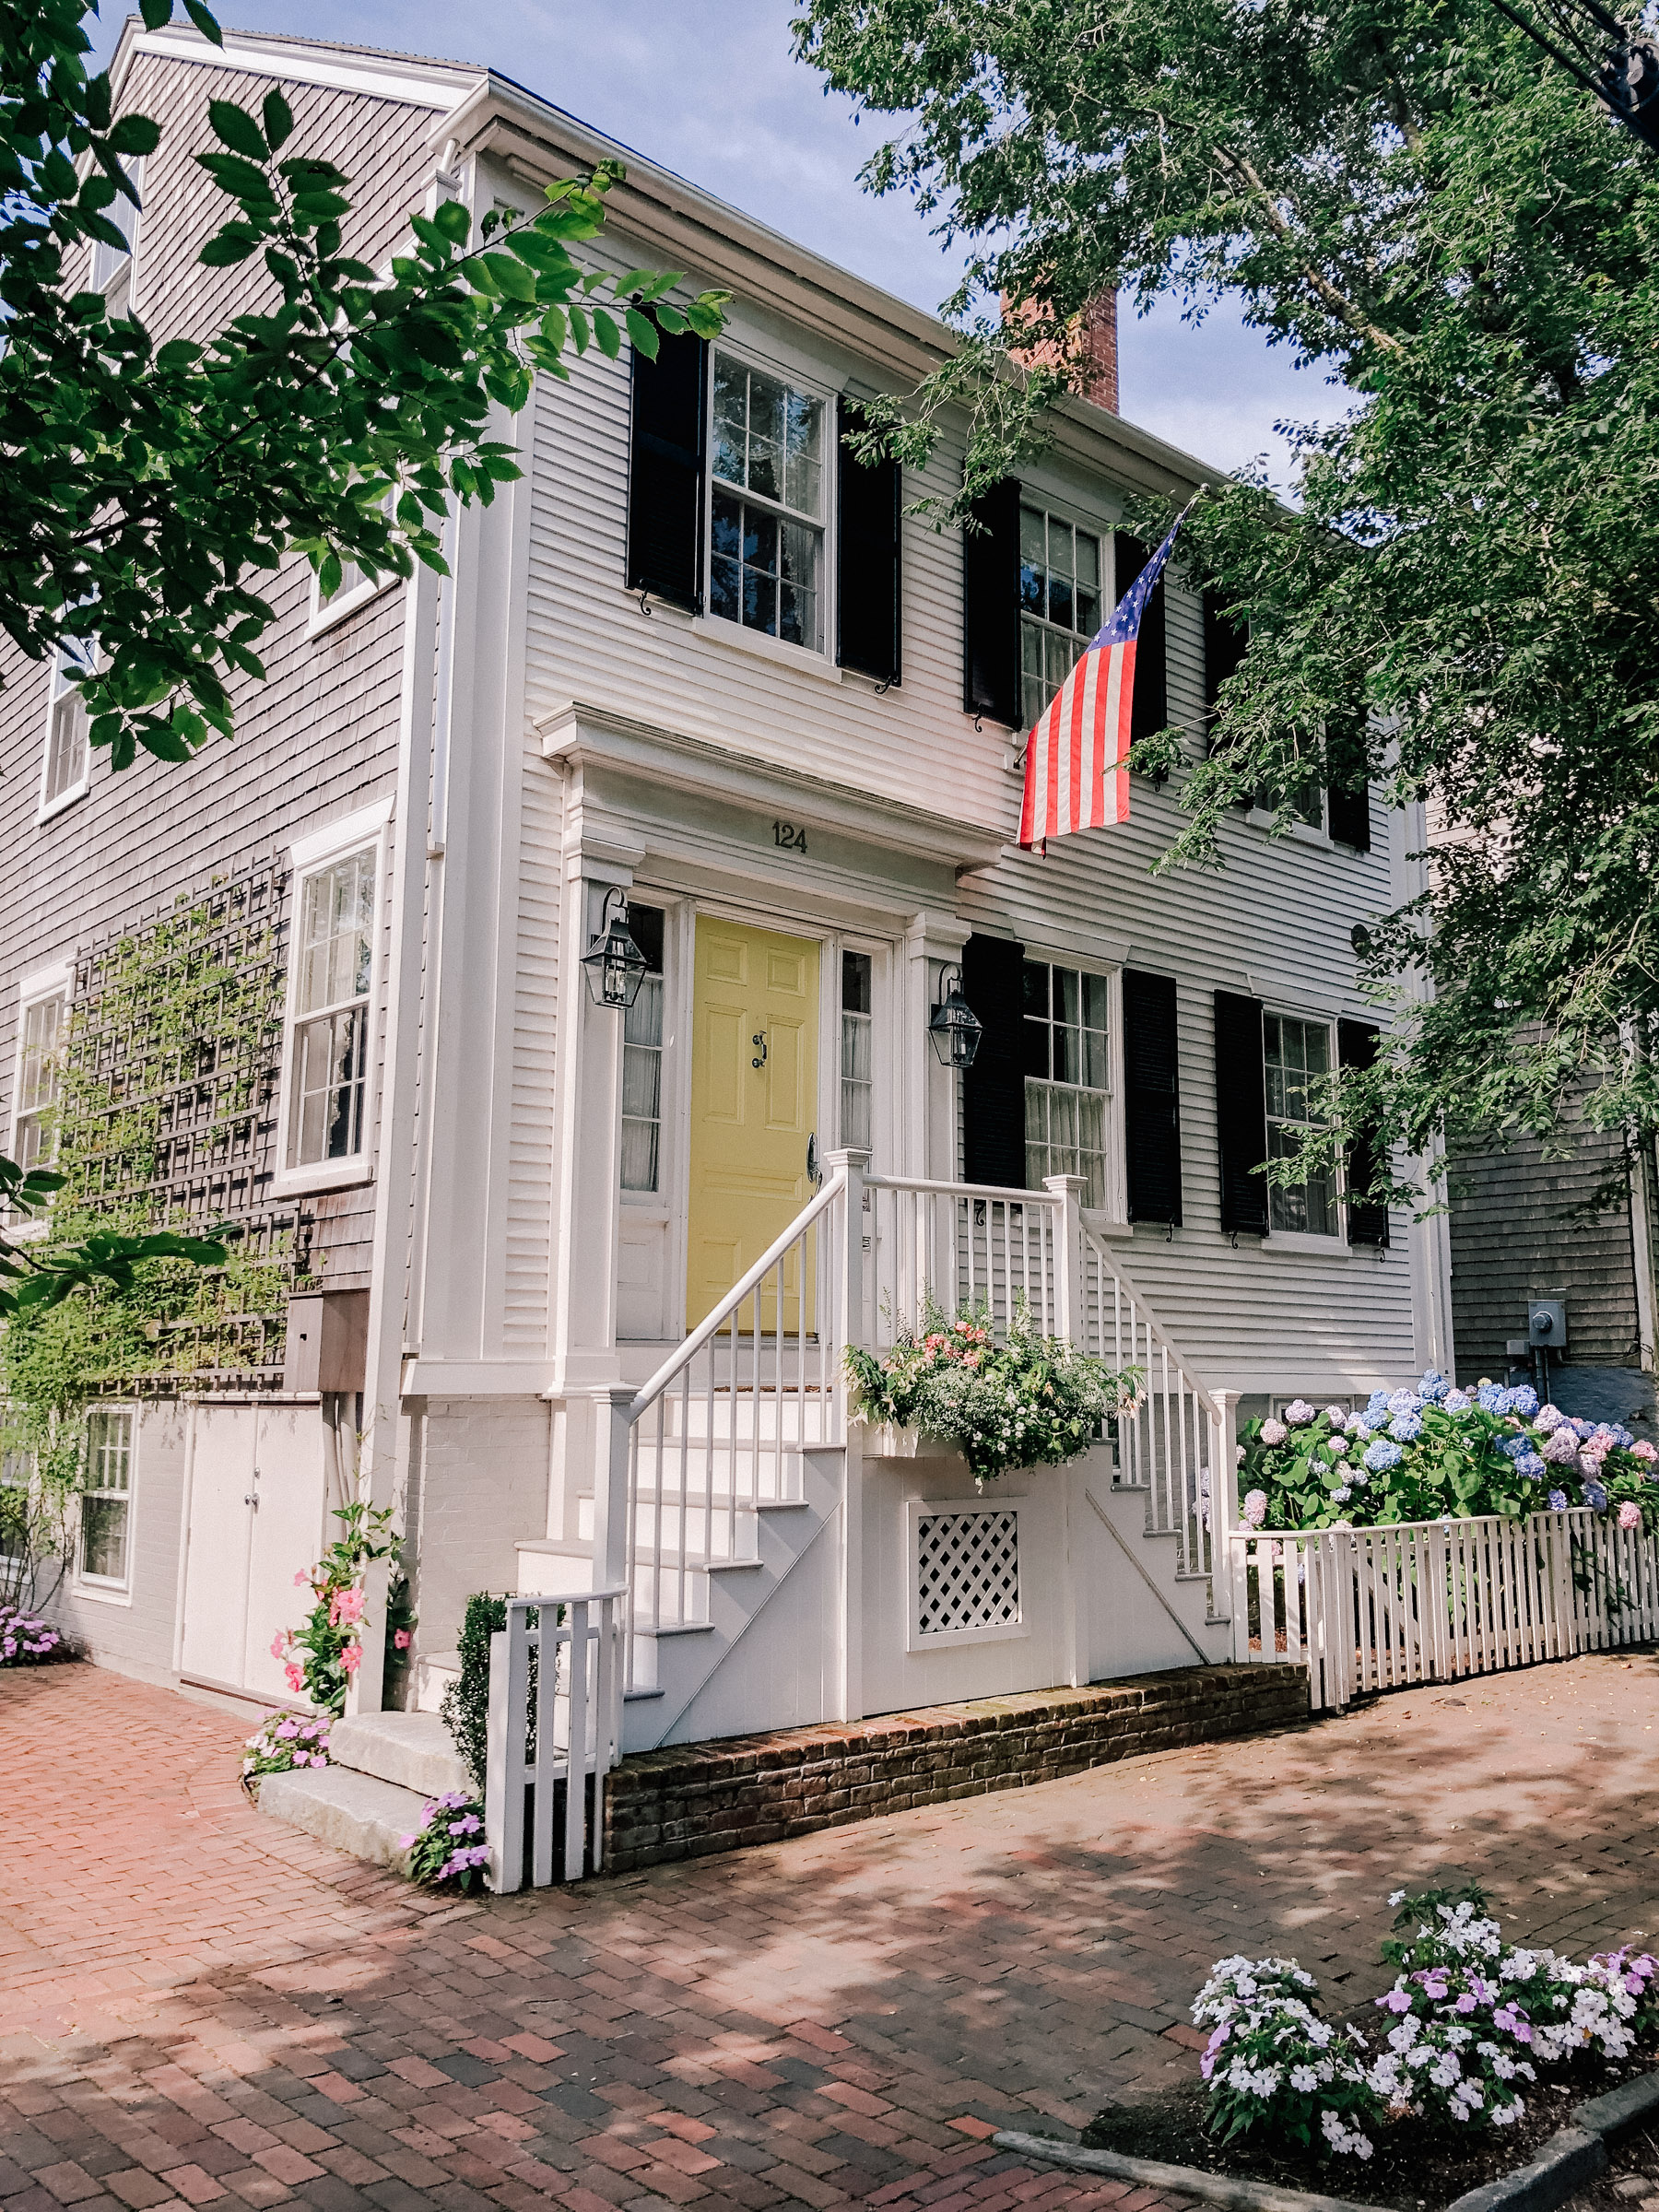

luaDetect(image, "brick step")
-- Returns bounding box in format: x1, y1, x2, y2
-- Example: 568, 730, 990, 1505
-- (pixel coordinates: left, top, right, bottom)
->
604, 1661, 1312, 1875
258, 1763, 429, 1867
328, 1710, 471, 1798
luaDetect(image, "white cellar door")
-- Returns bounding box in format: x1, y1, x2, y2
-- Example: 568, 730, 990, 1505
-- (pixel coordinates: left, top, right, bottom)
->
179, 1405, 257, 1691
243, 1404, 327, 1700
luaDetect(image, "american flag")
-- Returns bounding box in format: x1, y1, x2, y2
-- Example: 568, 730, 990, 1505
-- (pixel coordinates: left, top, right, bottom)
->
1018, 508, 1189, 852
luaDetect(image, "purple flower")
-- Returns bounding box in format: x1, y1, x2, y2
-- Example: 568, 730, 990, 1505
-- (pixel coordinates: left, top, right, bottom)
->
1585, 1482, 1608, 1512
1285, 1400, 1317, 1427
1242, 1488, 1268, 1528
1444, 1389, 1472, 1412
1388, 1390, 1424, 1417
1378, 1989, 1414, 2014
1548, 1488, 1569, 1512
1533, 1403, 1565, 1432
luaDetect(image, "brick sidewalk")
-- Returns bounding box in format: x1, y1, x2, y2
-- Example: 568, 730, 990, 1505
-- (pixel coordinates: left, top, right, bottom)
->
5, 1654, 1659, 2212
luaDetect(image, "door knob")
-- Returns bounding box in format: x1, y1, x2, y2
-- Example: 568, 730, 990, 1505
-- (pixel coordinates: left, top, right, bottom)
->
751, 1030, 768, 1068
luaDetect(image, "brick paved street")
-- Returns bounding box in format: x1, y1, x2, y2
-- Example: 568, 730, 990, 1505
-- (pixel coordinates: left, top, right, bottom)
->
6, 1653, 1659, 2212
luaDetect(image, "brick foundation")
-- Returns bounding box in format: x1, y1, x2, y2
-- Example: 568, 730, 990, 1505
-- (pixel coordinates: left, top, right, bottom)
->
604, 1662, 1311, 1873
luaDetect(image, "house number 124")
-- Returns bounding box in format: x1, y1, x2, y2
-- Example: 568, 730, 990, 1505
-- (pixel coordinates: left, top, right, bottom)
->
773, 820, 807, 854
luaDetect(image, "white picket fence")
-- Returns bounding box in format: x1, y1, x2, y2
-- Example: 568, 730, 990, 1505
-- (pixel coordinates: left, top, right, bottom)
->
484, 1589, 624, 1889
1231, 1508, 1659, 1712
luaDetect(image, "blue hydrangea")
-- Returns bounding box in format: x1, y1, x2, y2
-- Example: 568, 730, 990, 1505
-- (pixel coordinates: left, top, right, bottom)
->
1500, 1433, 1532, 1459
1389, 1412, 1423, 1442
1443, 1389, 1472, 1413
1419, 1370, 1449, 1402
1612, 1423, 1636, 1450
1516, 1453, 1547, 1480
1364, 1440, 1405, 1473
1349, 1417, 1376, 1441
1387, 1389, 1423, 1417
1503, 1385, 1540, 1418
1366, 1389, 1392, 1418
1547, 1488, 1569, 1512
1585, 1482, 1608, 1511
1477, 1383, 1506, 1411
1571, 1418, 1595, 1440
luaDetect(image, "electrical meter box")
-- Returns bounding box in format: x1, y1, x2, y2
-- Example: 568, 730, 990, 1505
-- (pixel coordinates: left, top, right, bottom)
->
1527, 1299, 1568, 1350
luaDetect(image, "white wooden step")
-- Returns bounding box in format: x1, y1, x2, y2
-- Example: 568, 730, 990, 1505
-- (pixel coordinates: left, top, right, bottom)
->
258, 1763, 429, 1867
328, 1711, 470, 1799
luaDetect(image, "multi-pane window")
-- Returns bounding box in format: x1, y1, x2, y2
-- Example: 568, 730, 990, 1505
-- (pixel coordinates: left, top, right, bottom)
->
1023, 960, 1111, 1209
1264, 1013, 1338, 1235
288, 849, 376, 1169
13, 992, 65, 1174
79, 1407, 135, 1586
42, 650, 90, 811
710, 355, 825, 650
620, 906, 665, 1194
841, 951, 873, 1153
89, 159, 141, 316
1019, 507, 1102, 728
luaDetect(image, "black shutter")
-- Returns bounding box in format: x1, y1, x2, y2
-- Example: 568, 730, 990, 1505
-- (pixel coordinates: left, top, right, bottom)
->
1203, 591, 1248, 737
1337, 1018, 1390, 1246
961, 931, 1027, 1188
1324, 711, 1372, 851
1114, 535, 1168, 746
626, 330, 707, 612
1123, 969, 1182, 1224
1214, 990, 1268, 1235
962, 477, 1021, 724
836, 397, 902, 686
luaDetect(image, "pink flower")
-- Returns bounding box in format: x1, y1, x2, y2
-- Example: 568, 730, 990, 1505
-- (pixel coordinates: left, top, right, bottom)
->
293, 1570, 311, 1587
1242, 1488, 1268, 1528
329, 1587, 366, 1628
1631, 1440, 1657, 1462
1260, 1418, 1288, 1446
284, 1663, 305, 1693
340, 1641, 362, 1675
1619, 1500, 1642, 1531
394, 1629, 412, 1651
269, 1632, 287, 1660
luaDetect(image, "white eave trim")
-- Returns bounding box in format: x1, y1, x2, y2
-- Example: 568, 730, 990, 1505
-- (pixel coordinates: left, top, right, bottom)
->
119, 23, 484, 110
538, 699, 1006, 874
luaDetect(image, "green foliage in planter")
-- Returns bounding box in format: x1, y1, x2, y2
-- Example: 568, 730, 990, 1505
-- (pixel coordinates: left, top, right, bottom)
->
845, 1298, 1138, 1480
441, 1593, 507, 1792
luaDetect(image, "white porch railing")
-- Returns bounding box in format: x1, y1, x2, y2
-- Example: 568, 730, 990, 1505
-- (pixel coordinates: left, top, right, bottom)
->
484, 1589, 624, 1889
1231, 1508, 1659, 1712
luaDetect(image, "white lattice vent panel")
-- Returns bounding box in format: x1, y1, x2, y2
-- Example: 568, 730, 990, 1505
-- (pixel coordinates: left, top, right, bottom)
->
915, 1509, 1021, 1637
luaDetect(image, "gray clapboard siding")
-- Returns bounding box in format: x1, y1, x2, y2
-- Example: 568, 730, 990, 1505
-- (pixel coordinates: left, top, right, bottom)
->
0, 53, 438, 1298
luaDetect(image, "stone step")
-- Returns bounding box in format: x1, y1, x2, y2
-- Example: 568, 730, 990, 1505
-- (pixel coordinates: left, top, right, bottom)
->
328, 1710, 471, 1799
258, 1763, 429, 1868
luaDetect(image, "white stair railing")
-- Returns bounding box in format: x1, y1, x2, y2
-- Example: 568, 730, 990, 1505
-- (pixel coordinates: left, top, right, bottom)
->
485, 1588, 624, 1888
618, 1166, 849, 1677
863, 1173, 1063, 1345
1231, 1507, 1659, 1712
1078, 1224, 1230, 1583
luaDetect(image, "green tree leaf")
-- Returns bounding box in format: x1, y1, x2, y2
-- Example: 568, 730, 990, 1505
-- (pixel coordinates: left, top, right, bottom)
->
208, 97, 268, 161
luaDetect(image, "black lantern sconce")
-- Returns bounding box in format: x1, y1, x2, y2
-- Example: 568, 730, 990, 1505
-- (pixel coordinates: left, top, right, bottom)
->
928, 966, 983, 1070
581, 887, 650, 1010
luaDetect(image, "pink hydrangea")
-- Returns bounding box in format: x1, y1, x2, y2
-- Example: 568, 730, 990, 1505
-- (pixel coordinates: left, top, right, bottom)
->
1632, 1440, 1658, 1462
1324, 1404, 1349, 1426
1260, 1418, 1288, 1446
1327, 1436, 1349, 1458
1619, 1500, 1642, 1531
1242, 1489, 1268, 1528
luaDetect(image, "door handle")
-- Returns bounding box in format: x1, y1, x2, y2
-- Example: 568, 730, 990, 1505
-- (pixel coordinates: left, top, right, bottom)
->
243, 1493, 258, 1509
751, 1030, 768, 1068
806, 1132, 821, 1187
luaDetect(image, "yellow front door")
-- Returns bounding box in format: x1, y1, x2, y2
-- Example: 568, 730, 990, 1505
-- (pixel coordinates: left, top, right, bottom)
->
687, 917, 819, 1333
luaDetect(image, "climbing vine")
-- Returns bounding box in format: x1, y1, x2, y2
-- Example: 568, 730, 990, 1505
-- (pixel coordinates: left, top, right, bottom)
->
0, 860, 314, 1601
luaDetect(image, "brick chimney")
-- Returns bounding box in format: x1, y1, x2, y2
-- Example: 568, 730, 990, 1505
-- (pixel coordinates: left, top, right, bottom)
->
1003, 288, 1119, 415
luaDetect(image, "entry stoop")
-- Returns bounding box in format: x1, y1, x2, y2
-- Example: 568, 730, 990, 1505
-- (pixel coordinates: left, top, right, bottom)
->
258, 1710, 471, 1867
604, 1662, 1312, 1874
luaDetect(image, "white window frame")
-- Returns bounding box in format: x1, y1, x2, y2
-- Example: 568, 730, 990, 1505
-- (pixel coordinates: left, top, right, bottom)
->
272, 798, 391, 1195
306, 492, 403, 638
89, 157, 143, 318
905, 1496, 1030, 1652
1018, 499, 1110, 733
1262, 1006, 1348, 1253
39, 652, 92, 822
74, 1404, 137, 1604
700, 343, 837, 666
1018, 948, 1126, 1227
8, 962, 72, 1197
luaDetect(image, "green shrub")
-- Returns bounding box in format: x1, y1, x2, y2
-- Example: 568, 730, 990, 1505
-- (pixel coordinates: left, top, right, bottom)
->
440, 1593, 505, 1791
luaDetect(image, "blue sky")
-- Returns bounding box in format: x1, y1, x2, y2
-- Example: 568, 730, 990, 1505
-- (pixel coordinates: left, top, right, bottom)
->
107, 0, 1323, 477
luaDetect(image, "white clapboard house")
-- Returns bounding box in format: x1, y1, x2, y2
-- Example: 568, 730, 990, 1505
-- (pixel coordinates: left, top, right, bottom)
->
0, 22, 1454, 1758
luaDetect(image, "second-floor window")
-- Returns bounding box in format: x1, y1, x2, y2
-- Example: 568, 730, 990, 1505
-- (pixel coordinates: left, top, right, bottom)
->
710, 354, 826, 651
1264, 1012, 1338, 1235
89, 159, 142, 318
13, 989, 65, 1174
1020, 507, 1102, 729
41, 650, 90, 815
1023, 959, 1112, 1209
287, 848, 376, 1170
